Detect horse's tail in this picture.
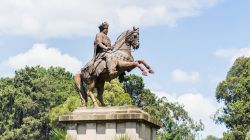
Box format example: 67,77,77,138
74,71,87,103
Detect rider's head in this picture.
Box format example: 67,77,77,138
99,21,109,35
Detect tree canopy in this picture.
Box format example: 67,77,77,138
0,66,76,139
203,135,221,140
215,57,250,140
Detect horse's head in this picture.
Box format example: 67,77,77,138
125,27,140,50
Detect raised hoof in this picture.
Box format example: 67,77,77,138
149,69,154,74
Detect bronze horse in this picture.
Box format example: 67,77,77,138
74,27,154,107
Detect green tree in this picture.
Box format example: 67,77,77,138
123,74,144,105
103,79,132,106
246,129,250,140
123,74,204,140
215,57,250,140
0,66,77,139
204,135,221,140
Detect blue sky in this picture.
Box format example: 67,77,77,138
1,0,250,138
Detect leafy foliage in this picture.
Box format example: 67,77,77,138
203,135,221,140
246,130,250,140
49,128,66,140
49,96,81,126
215,57,250,140
103,79,132,106
123,74,144,105
0,66,77,139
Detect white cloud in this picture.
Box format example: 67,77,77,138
215,48,250,64
178,93,217,121
172,69,200,83
0,0,221,38
0,44,82,77
153,91,226,138
153,90,178,101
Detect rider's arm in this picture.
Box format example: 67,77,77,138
95,34,109,50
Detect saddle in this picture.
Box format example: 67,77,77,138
81,58,107,79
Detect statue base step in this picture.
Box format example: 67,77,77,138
59,106,161,140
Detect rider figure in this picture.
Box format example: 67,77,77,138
93,21,118,77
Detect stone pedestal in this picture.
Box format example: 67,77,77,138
59,106,161,140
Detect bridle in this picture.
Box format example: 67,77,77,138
114,29,139,52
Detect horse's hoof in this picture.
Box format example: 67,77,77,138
93,103,99,108
142,72,147,76
82,102,87,107
149,69,154,74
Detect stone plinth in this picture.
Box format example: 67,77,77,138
59,106,162,140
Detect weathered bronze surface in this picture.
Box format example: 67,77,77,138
74,22,154,107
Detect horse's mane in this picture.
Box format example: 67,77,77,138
112,30,130,49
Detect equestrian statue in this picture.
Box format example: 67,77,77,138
74,22,154,107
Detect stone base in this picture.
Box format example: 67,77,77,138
59,106,161,140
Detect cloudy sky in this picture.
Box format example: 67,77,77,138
1,0,250,138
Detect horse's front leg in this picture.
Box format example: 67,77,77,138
118,61,147,76
136,60,154,74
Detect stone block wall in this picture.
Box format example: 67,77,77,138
65,122,156,140
59,106,161,140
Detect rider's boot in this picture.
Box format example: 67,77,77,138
107,58,118,78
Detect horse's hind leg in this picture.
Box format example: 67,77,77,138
96,80,106,106
136,60,154,74
87,80,99,107
118,61,147,76
74,72,87,107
